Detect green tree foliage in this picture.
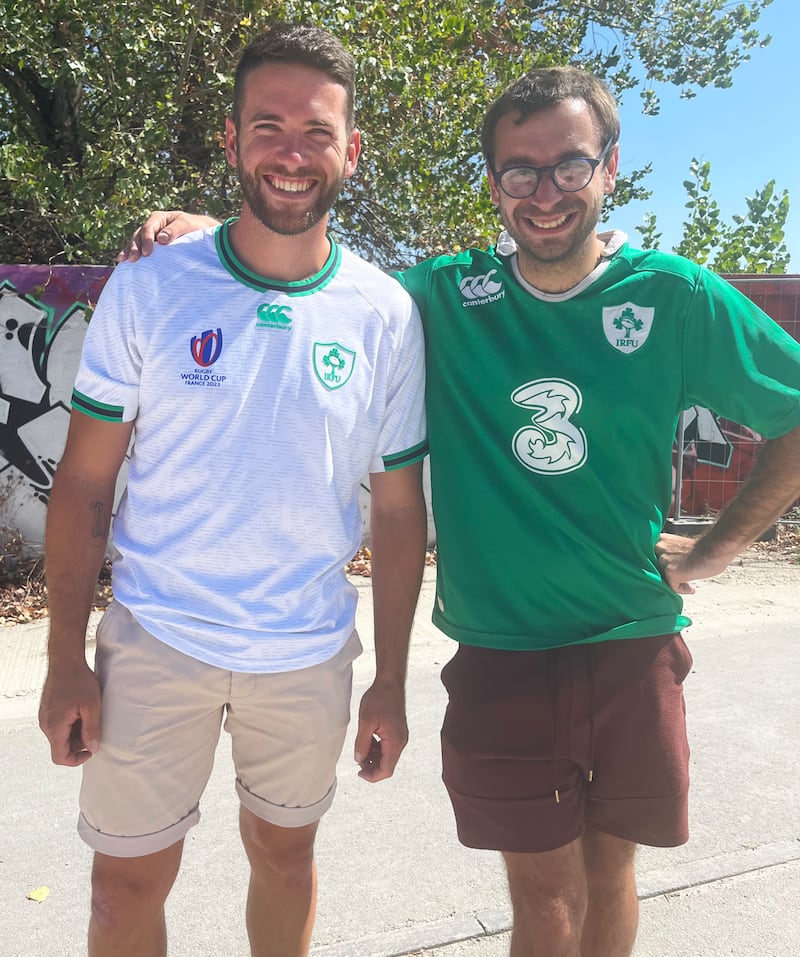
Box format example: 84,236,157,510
0,0,774,267
636,158,790,273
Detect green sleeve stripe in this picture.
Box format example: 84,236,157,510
71,389,125,422
382,438,429,471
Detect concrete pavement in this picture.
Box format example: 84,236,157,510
1,558,799,955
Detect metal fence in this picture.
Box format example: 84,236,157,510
672,275,800,522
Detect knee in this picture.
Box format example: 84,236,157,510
582,829,637,892
240,812,317,887
504,847,588,930
90,853,179,930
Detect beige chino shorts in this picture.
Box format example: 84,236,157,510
78,601,360,858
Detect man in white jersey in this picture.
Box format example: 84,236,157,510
122,66,800,957
39,24,427,957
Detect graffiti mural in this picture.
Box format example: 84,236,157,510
0,265,112,545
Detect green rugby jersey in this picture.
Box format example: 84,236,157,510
398,233,800,650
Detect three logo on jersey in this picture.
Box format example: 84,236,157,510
511,378,587,475
180,309,356,391
458,271,657,473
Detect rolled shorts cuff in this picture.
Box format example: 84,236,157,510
77,806,200,858
237,778,337,829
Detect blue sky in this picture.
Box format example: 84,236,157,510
605,0,799,270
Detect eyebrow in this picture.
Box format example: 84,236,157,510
247,111,336,129
497,148,597,168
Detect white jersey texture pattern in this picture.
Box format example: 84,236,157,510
72,224,427,672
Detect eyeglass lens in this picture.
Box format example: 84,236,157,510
500,158,596,198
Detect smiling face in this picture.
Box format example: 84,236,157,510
487,98,618,291
226,61,360,237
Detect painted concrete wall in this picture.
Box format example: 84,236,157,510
0,267,123,549
0,266,797,551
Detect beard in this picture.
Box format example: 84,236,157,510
500,194,603,268
238,161,346,236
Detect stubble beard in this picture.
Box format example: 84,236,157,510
238,162,345,236
501,195,603,270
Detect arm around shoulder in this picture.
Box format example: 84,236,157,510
118,210,221,262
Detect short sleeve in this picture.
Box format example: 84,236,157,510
684,271,800,439
71,263,142,423
368,293,427,474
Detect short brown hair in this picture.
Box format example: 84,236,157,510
233,23,356,130
481,66,619,164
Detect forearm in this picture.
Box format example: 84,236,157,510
45,466,114,664
658,425,800,593
369,496,427,689
695,425,800,563
354,463,426,780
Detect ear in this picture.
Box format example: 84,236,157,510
603,142,619,195
225,117,238,169
344,128,361,179
486,161,501,206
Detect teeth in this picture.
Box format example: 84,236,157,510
530,214,569,229
269,176,313,193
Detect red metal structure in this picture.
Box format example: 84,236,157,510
673,275,800,519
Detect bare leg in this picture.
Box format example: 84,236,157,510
503,837,587,957
239,807,319,957
88,841,183,956
580,826,638,957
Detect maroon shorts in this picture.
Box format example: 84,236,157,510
440,634,693,853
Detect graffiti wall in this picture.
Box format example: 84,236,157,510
0,266,112,545
0,266,797,548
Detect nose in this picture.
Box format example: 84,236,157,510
529,171,563,208
273,133,307,168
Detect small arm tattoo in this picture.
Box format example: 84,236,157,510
90,501,107,539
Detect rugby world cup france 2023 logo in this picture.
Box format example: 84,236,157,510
190,328,224,367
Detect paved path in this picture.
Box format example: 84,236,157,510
1,559,799,954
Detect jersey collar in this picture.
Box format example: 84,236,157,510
215,218,341,296
498,229,626,303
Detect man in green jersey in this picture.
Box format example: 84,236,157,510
398,67,800,957
122,64,800,957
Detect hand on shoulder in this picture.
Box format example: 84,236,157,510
118,211,221,263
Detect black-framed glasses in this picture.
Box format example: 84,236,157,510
491,139,615,199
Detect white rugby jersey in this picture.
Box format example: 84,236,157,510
72,221,427,672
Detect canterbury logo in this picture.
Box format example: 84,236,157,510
258,303,292,324
459,270,503,301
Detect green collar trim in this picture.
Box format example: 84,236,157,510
215,218,341,296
